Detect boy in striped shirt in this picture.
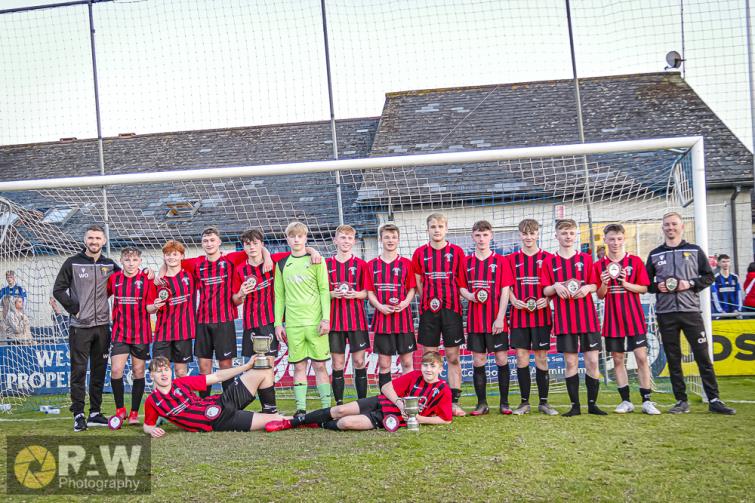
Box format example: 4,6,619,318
540,219,605,416
594,224,660,415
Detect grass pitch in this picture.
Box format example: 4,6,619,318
1,377,753,502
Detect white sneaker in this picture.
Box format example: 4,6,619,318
641,401,661,415
614,401,635,414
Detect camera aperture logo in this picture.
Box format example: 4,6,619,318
6,436,151,495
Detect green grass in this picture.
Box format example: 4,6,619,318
2,377,754,502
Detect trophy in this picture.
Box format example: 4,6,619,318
565,279,581,296
525,298,537,312
157,287,171,303
244,276,257,290
402,396,427,432
336,282,350,294
665,277,679,292
475,289,489,303
388,297,400,306
607,262,622,280
252,334,274,369
429,298,441,312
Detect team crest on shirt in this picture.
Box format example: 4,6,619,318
536,259,543,266
100,266,110,274
489,263,497,272
445,253,452,262
348,266,357,274
174,388,183,397
432,388,440,398
182,277,190,286
392,267,402,276
683,252,692,260
624,266,633,276
135,280,143,289
219,261,226,268
575,262,584,271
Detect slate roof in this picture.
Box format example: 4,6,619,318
358,72,753,209
0,118,379,247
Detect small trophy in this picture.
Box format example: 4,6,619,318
252,334,273,369
429,298,441,312
565,279,581,296
665,277,679,292
388,297,400,306
402,396,427,432
607,262,622,280
336,282,350,294
475,289,489,303
525,298,537,312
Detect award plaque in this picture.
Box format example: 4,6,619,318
665,277,679,292
565,279,581,296
526,298,537,312
252,334,274,369
388,297,400,306
244,276,257,290
382,414,400,432
475,289,489,303
429,298,441,312
607,262,622,280
107,414,123,431
157,287,171,308
204,404,221,420
402,396,428,432
336,282,350,294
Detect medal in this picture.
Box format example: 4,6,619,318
565,279,581,296
429,298,441,312
664,277,678,291
475,289,489,303
607,262,622,280
336,282,350,294
388,297,400,306
525,298,537,312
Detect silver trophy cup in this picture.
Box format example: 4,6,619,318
402,396,428,432
252,334,273,369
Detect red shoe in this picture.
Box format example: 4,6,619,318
128,410,140,425
265,419,293,432
470,404,490,416
114,407,127,420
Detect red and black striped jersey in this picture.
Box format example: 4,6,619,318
327,256,369,332
506,249,552,328
377,370,452,426
154,271,196,342
235,262,275,330
539,251,600,335
366,256,416,334
411,243,467,314
183,255,241,324
593,254,650,337
143,375,221,432
107,271,156,345
465,253,514,334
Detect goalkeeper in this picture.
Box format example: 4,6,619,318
274,222,332,418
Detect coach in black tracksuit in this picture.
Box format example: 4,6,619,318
645,212,734,415
53,224,120,431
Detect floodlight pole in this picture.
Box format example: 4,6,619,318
87,0,111,255
320,0,344,226
564,0,598,263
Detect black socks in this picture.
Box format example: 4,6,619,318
354,368,368,399
258,385,277,413
131,377,145,412
535,368,549,405
517,366,531,403
111,377,124,409
563,374,581,416
473,365,487,404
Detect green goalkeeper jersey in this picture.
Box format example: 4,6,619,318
274,254,330,328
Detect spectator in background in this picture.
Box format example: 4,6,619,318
49,296,70,339
743,262,755,312
0,270,27,319
711,254,743,314
5,297,32,344
595,245,606,260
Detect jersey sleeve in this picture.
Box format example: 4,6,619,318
364,261,376,292
271,252,290,263
224,250,248,266
178,375,208,392
454,248,468,289
145,277,158,304
539,257,554,287
230,263,242,292
143,397,159,427
633,257,651,287
356,260,369,291
499,256,515,288
411,248,424,277
405,260,417,290
591,261,603,288
317,263,331,321
583,254,596,284
274,264,285,326
424,387,453,422
392,370,421,396
181,257,200,275
107,274,115,297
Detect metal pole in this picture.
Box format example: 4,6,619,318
87,1,110,255
564,0,597,260
320,0,344,225
747,0,755,225
680,0,686,79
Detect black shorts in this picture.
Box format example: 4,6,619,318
152,340,193,363
605,334,648,353
418,309,464,348
110,341,150,360
356,395,382,429
556,332,602,353
510,326,552,351
241,325,279,357
212,379,256,432
329,330,370,354
467,333,508,354
194,322,237,360
373,333,416,356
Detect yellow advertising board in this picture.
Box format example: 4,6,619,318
711,318,755,376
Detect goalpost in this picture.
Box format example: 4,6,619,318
0,137,711,411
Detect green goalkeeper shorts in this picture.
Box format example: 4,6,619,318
286,325,330,363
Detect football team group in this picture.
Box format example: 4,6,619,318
51,210,736,437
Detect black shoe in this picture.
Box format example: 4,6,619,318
668,400,690,414
588,405,607,416
261,406,278,414
470,403,490,416
562,405,581,417
73,413,87,432
293,410,306,420
709,399,736,415
87,412,108,427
